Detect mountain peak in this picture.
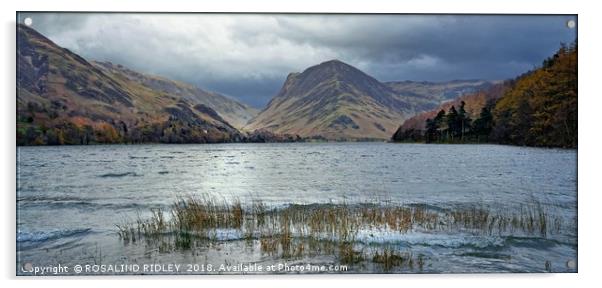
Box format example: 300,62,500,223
300,59,369,83
319,59,346,65
315,59,357,71
280,60,357,87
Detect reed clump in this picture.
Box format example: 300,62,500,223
116,195,564,266
447,201,558,237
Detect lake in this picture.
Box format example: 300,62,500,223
16,143,577,274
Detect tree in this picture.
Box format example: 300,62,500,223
472,102,494,142
434,109,445,141
425,109,445,143
446,106,459,141
425,118,437,143
458,101,472,141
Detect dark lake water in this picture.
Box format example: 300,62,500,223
16,143,577,274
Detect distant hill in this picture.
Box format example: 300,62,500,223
246,60,491,140
16,24,256,145
385,79,500,104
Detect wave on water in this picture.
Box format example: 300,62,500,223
98,172,141,178
17,228,91,243
128,156,149,159
17,199,156,211
18,195,97,202
503,235,572,249
17,195,161,211
353,229,506,249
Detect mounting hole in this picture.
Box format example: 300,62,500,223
23,262,33,271
567,260,576,269
566,20,576,29
24,17,33,26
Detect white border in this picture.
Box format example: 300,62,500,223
2,0,599,287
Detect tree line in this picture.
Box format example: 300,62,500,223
17,118,240,146
17,111,303,145
393,100,495,144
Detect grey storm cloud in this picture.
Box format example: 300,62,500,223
17,13,576,108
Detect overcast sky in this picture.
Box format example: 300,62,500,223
18,13,576,108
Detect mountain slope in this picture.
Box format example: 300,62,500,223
245,60,423,140
392,42,577,148
92,61,258,129
491,43,577,147
17,24,243,145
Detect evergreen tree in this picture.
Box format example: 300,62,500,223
446,106,459,141
425,109,446,143
472,103,494,142
458,101,472,141
425,118,437,143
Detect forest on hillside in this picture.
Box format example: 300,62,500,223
392,42,577,148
